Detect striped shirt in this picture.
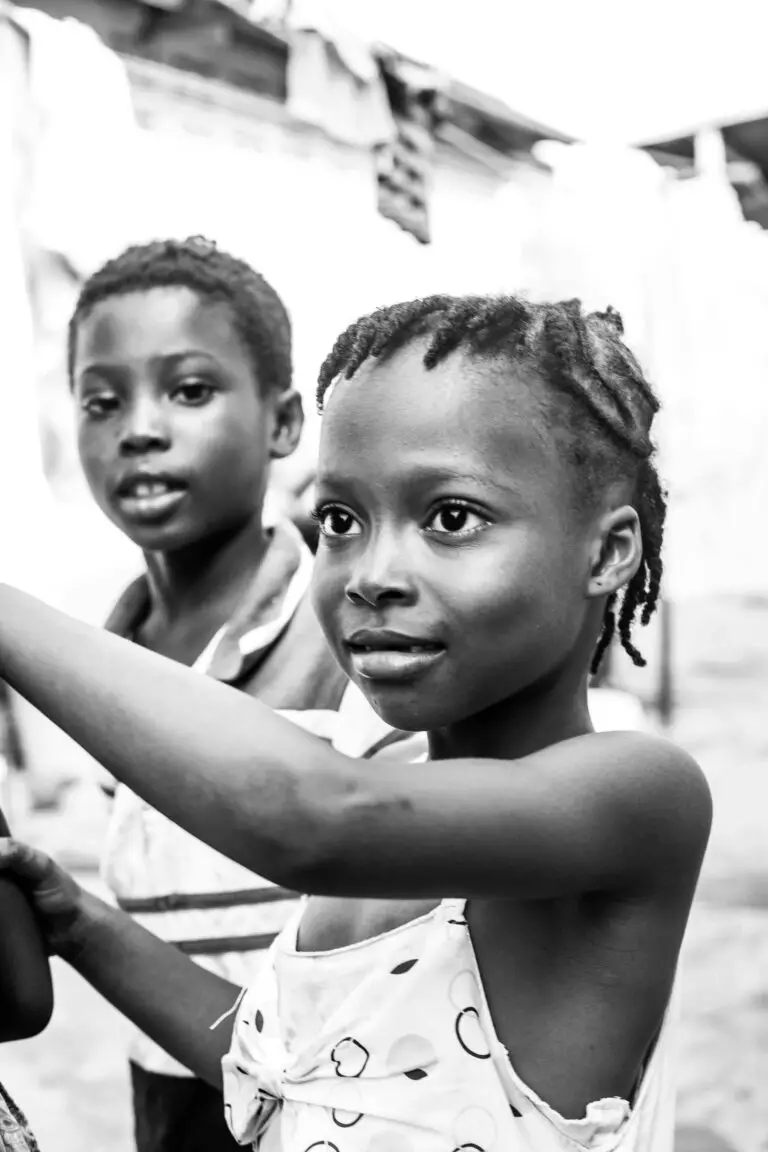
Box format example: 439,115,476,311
101,520,426,1076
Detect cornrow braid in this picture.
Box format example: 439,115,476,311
68,236,292,394
591,593,617,674
317,294,667,674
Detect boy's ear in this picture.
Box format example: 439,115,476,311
586,504,642,599
270,389,304,460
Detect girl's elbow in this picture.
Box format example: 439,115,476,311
268,772,359,895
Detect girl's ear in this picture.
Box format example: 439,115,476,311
586,504,642,600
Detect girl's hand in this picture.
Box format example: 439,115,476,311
0,837,90,958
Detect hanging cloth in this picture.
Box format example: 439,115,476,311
375,53,446,245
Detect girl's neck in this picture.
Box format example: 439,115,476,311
429,668,593,762
142,513,270,630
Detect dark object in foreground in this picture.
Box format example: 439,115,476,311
0,805,53,1041
131,1062,239,1152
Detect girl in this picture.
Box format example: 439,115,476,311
0,295,710,1150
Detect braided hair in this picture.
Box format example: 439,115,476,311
316,295,666,674
68,236,292,394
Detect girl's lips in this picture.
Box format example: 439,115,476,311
348,646,445,682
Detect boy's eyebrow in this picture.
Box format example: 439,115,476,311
77,349,221,376
152,350,222,370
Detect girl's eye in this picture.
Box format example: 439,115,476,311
173,380,215,406
314,505,362,538
426,503,488,537
82,394,119,418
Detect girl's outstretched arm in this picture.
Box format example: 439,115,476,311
0,584,343,888
0,585,710,901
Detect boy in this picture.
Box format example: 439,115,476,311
69,236,423,1152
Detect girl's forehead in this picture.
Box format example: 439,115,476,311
325,344,545,418
318,349,559,487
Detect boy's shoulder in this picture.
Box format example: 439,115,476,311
232,592,348,710
104,573,149,639
102,528,426,764
101,553,342,709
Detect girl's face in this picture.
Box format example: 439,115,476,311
311,344,611,733
73,286,300,554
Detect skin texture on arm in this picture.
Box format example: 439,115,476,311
0,585,711,903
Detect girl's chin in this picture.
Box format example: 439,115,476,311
354,682,447,735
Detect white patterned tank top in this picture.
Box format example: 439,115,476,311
222,897,677,1151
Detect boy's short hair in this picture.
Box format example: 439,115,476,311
68,236,292,394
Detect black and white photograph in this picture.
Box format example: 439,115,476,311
0,2,766,1150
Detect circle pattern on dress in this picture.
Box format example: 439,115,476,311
331,1037,370,1078
332,1107,364,1128
455,1007,491,1059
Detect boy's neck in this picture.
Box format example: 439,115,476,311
142,514,271,632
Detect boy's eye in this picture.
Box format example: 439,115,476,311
173,380,215,405
82,394,119,418
425,503,488,536
314,505,362,538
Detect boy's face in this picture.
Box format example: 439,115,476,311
73,286,302,553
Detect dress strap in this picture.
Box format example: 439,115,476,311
440,897,468,922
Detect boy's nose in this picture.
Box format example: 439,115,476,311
119,401,171,455
120,428,171,455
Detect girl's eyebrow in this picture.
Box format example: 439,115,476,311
317,462,522,498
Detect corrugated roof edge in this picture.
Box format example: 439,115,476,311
131,1,575,150
442,74,574,145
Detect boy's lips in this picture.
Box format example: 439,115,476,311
114,472,188,523
344,628,445,682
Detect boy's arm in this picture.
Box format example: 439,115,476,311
0,839,237,1087
69,895,238,1086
